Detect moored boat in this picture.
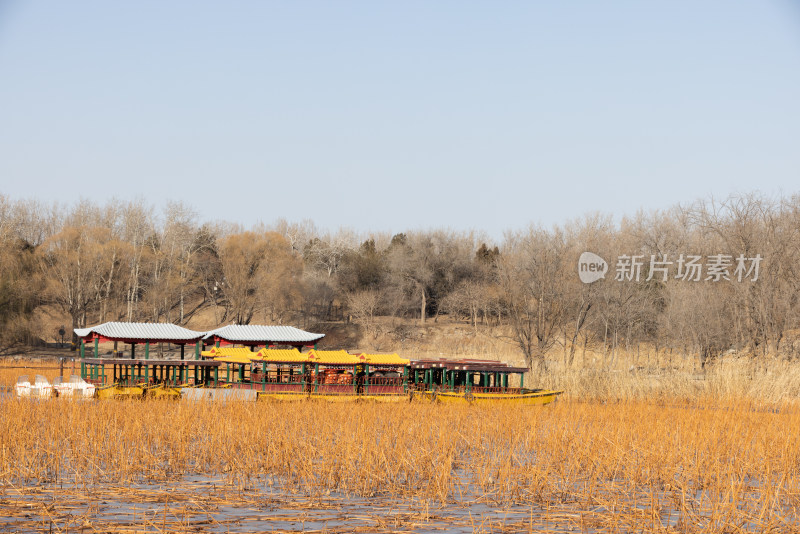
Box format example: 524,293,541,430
53,375,96,399
31,375,53,398
15,375,58,399
204,349,561,405
419,389,562,405
14,375,31,398
409,358,562,405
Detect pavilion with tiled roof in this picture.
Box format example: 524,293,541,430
202,324,324,349
73,322,218,386
73,321,328,389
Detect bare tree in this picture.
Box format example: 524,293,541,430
218,231,269,325
497,227,569,373
0,196,44,348
218,231,302,325
39,224,115,347
440,280,492,334
345,289,383,340
119,200,154,322
257,233,304,324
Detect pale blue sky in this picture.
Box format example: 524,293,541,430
1,1,799,240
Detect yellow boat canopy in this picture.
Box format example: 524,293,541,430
201,346,255,359
357,353,410,366
223,348,409,367
252,348,309,363
214,353,257,365
201,346,257,364
307,349,362,365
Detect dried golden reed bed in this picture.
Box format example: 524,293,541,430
1,394,800,532
2,359,800,532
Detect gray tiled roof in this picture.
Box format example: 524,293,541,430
203,324,324,344
74,322,205,342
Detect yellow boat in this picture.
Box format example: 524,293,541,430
420,389,562,405
407,358,562,405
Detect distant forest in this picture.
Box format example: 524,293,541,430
1,192,799,370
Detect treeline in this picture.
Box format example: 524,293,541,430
1,193,800,369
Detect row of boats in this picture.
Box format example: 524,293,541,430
73,349,563,404
62,322,562,404
14,352,562,406
13,356,563,405
14,372,562,405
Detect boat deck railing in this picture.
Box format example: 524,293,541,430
460,386,526,395
86,377,209,388
219,375,407,395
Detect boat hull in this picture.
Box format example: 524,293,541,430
422,390,562,405
147,386,182,399
93,386,563,404
258,393,407,403
96,386,144,399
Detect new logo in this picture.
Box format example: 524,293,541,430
578,252,607,284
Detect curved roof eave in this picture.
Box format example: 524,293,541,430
203,324,325,344
73,322,205,343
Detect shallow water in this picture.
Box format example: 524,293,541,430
4,469,800,533
0,474,580,533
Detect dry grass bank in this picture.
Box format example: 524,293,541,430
537,357,800,403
